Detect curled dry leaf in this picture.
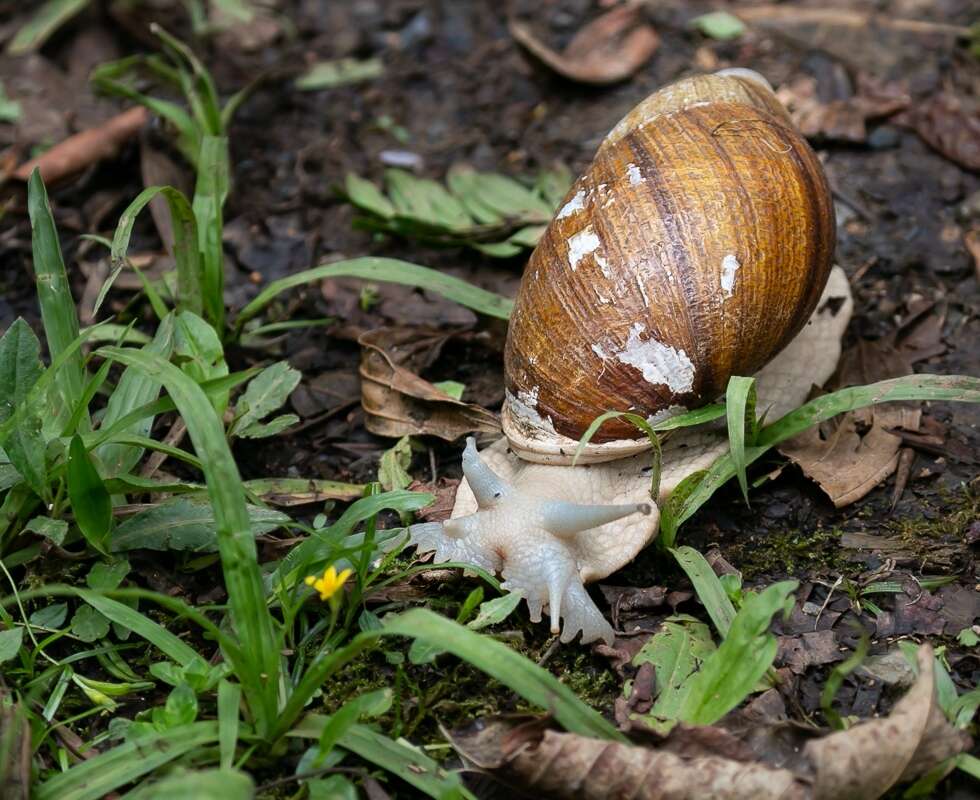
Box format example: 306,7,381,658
776,74,909,143
450,646,968,800
778,305,945,507
359,327,500,440
13,106,148,184
899,91,980,171
509,5,659,85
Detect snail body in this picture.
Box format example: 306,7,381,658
408,70,853,644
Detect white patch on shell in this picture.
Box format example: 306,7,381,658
635,275,650,306
626,163,643,185
567,227,603,272
646,405,689,426
591,343,609,360
721,254,740,298
517,385,539,408
557,189,587,220
506,389,557,434
615,323,696,394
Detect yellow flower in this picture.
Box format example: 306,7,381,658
304,565,353,602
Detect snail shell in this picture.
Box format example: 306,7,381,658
503,70,835,464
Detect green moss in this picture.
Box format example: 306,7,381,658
726,525,848,580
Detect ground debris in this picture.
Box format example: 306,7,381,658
450,647,968,800
509,4,659,85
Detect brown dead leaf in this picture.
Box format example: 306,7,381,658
779,302,947,507
13,106,149,185
450,646,968,800
779,414,904,507
510,5,659,85
899,90,980,171
776,630,842,674
359,327,500,440
408,477,460,523
776,74,909,143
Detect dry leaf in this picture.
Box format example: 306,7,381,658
776,74,909,143
450,646,968,800
779,413,905,507
13,106,148,184
0,699,31,800
510,5,659,85
359,327,500,440
900,91,980,171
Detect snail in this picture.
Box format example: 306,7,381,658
407,69,854,645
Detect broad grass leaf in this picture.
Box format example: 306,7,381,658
0,627,23,662
0,319,43,426
33,722,221,800
234,414,298,438
385,168,473,230
96,313,176,477
382,609,623,741
6,0,88,55
95,345,281,733
345,173,395,218
670,546,737,638
110,495,289,552
127,768,253,800
67,435,112,551
632,616,715,722
678,580,797,725
28,170,86,432
467,591,523,630
235,257,513,332
725,375,757,504
231,361,301,436
295,57,383,90
23,516,68,546
193,135,229,330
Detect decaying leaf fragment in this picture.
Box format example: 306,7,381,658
450,646,969,800
359,327,500,440
510,5,659,85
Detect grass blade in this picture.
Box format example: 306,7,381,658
96,314,176,477
382,609,625,741
67,435,112,551
289,717,474,800
6,0,88,55
666,374,980,536
28,169,87,432
678,580,797,724
78,590,200,666
725,375,756,504
96,345,280,737
235,257,513,334
193,135,230,331
217,679,241,771
670,546,737,637
33,722,219,800
111,187,202,317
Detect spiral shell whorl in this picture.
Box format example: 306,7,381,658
504,72,835,447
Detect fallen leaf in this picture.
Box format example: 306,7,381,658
359,327,500,441
899,90,980,171
776,74,909,143
776,630,842,674
0,698,30,800
408,477,460,523
510,5,659,85
450,646,968,799
13,106,148,184
779,414,904,507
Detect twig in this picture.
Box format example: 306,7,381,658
140,417,188,479
734,6,971,37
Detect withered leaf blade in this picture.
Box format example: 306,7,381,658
359,327,500,441
449,645,969,800
901,91,980,171
510,5,659,85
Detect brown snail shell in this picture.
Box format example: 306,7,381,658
503,70,835,458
